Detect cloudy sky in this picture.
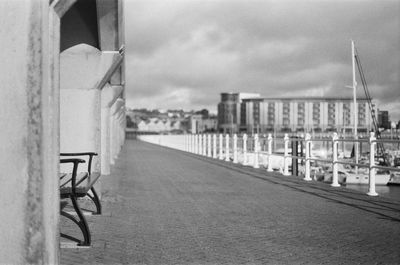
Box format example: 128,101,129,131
124,0,400,121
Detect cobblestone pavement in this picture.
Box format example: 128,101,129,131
61,140,400,265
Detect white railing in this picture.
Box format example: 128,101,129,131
138,133,400,197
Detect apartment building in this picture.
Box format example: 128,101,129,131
241,97,375,133
217,92,260,133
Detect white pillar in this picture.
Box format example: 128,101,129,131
202,134,207,156
109,99,124,165
207,134,212,157
331,133,340,187
212,134,217,159
190,134,193,153
101,84,123,175
225,134,230,162
233,134,238,163
304,133,312,181
61,44,122,174
283,134,290,176
191,134,194,153
0,2,60,262
267,133,273,172
253,134,260,169
194,134,198,154
242,134,248,165
190,134,195,153
198,134,203,155
114,108,124,157
367,132,378,196
219,134,224,160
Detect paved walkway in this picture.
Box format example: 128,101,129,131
61,140,400,265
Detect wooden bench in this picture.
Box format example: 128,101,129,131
59,152,102,246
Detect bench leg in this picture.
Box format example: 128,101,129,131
67,195,91,246
87,187,102,215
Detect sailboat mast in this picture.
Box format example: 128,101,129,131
352,40,358,137
351,40,359,173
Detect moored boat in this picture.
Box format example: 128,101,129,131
387,172,400,186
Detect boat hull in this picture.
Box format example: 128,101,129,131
346,173,390,185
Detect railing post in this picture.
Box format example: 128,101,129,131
304,133,312,181
187,134,190,152
267,133,273,172
187,134,191,153
198,134,203,155
196,133,200,155
367,132,378,196
233,134,238,163
253,134,259,168
225,134,230,162
331,133,340,187
212,134,217,159
219,134,224,160
198,134,202,155
194,134,197,154
190,134,196,153
283,133,290,176
242,134,248,165
207,134,212,157
202,134,207,156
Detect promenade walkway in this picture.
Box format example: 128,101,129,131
61,140,400,265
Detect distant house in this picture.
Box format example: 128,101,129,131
136,117,184,133
189,115,218,133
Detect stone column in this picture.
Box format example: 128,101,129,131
110,99,125,165
60,44,123,174
0,1,65,263
101,84,123,175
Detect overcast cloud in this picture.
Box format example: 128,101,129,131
125,0,400,120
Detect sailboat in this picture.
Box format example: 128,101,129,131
342,40,390,185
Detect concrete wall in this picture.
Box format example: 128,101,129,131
0,0,124,263
60,44,123,173
0,1,69,263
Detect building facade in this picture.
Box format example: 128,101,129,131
217,93,260,133
241,97,375,133
378,110,390,129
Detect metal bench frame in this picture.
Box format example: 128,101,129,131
60,152,101,246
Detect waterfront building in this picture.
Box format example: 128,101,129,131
241,97,375,133
217,92,260,133
136,118,182,133
190,114,218,133
378,110,390,129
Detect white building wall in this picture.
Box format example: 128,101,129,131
275,102,282,128
305,102,312,130
260,102,267,126
365,102,372,130
242,98,374,133
335,102,340,127
350,102,355,129
290,102,297,130
247,102,254,126
321,102,328,130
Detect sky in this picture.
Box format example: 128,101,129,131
124,0,400,121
